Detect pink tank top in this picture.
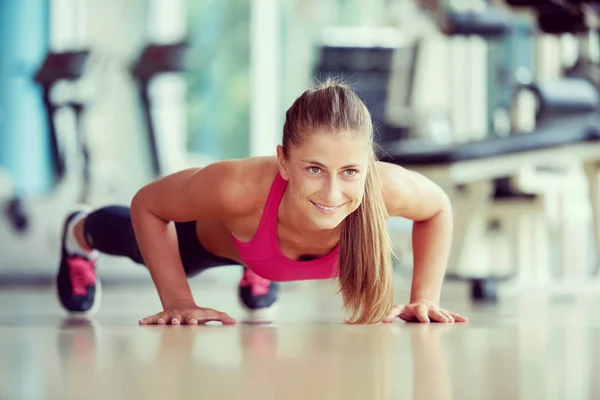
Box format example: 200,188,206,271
230,172,340,282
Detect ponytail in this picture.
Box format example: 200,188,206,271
282,79,395,323
338,152,395,324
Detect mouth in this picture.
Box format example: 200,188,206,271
310,200,344,214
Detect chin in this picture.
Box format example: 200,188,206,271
307,208,350,230
310,217,344,230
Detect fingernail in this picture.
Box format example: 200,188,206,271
189,318,197,324
172,318,180,324
157,319,165,324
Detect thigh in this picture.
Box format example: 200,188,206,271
175,220,238,277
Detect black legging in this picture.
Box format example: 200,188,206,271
83,205,237,277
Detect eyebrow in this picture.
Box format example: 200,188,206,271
301,160,360,169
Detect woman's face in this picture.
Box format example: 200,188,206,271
277,130,371,231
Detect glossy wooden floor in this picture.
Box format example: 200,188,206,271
2,277,600,400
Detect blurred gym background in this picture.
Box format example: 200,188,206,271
1,0,599,301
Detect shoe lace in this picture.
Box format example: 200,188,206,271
240,269,271,296
67,256,97,296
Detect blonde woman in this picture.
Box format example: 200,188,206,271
55,81,468,325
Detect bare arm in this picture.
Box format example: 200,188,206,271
377,161,452,305
130,160,255,311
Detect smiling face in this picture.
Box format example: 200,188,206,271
277,130,371,231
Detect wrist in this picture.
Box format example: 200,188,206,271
410,296,439,306
162,297,196,310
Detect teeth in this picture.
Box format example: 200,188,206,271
312,201,339,211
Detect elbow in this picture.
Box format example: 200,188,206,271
440,192,452,212
434,193,452,219
425,193,452,222
130,185,169,225
131,186,151,217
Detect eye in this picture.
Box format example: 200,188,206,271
308,166,322,175
344,169,359,177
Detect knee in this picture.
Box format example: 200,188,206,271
84,205,144,264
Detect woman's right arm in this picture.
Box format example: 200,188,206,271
130,160,254,324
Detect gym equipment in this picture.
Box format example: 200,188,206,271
518,77,600,124
380,116,600,298
537,4,588,34
315,28,410,142
442,6,522,139
35,51,91,190
0,47,105,281
380,116,600,166
370,2,600,300
4,51,91,234
130,41,188,178
505,0,600,88
442,6,512,37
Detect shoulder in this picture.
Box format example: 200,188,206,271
131,156,279,223
189,156,280,218
374,160,451,221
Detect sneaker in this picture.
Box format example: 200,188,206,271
238,268,279,323
56,210,101,315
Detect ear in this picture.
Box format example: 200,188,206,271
276,145,290,180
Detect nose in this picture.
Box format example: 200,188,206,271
321,177,344,205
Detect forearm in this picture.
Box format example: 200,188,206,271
409,202,453,305
130,203,195,309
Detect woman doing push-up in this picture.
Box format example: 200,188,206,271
55,80,467,325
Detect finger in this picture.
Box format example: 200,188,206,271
399,307,422,322
157,315,168,325
401,305,424,322
383,305,404,323
169,311,181,325
429,309,449,323
219,313,238,325
416,305,430,323
448,312,468,323
399,311,416,322
183,314,199,325
441,311,455,323
139,314,161,325
196,310,237,325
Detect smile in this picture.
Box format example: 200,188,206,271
310,201,344,214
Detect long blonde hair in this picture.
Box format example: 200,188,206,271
281,79,395,324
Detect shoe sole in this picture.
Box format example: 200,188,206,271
238,294,278,323
56,205,102,317
54,278,102,318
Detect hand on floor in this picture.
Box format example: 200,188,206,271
383,298,468,324
138,303,237,326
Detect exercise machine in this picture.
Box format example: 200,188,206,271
130,41,190,178
3,51,92,234
0,49,101,280
387,1,600,299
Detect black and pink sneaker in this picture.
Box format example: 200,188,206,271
238,268,279,323
56,211,101,315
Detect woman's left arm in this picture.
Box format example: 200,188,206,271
376,161,468,323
